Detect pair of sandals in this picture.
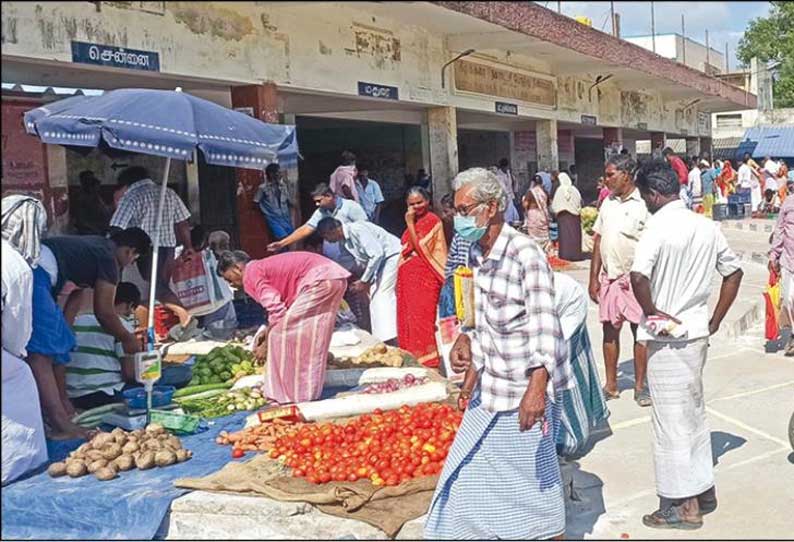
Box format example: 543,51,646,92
603,387,652,407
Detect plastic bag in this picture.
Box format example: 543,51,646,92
764,270,781,341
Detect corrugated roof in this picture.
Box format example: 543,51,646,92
736,125,794,159
713,137,743,160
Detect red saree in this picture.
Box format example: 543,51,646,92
396,212,448,367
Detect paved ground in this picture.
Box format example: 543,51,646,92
161,218,794,540
564,219,794,540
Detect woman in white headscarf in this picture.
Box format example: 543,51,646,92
1,196,49,483
551,172,584,261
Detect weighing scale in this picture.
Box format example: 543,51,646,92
101,350,165,429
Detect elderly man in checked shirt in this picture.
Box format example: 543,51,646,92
424,168,572,541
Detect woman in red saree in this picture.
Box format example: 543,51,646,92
715,160,737,200
396,187,448,367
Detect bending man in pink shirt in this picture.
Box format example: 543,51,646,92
218,250,350,403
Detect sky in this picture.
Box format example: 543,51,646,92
543,1,772,70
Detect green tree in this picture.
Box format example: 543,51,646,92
737,1,794,108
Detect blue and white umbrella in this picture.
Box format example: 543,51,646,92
24,87,300,349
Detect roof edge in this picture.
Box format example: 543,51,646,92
431,1,756,109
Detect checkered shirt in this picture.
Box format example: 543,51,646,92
466,224,572,412
110,179,191,247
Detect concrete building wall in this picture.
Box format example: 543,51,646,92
625,34,725,74
1,1,712,137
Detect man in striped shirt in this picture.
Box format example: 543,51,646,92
66,283,141,409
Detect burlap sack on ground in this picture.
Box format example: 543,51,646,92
175,454,438,538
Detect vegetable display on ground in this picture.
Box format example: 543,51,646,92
186,345,259,387
216,418,307,452
177,383,268,418
47,424,192,481
359,373,430,394
255,402,463,486
329,343,406,369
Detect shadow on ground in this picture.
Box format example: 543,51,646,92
710,431,747,466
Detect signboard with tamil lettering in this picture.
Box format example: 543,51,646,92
71,41,160,72
357,82,399,101
454,60,556,108
580,114,598,126
495,102,518,115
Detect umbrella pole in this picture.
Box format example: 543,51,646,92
146,157,172,351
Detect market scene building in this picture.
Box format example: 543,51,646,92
2,1,793,540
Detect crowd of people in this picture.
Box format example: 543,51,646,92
1,147,752,536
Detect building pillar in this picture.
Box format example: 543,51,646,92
602,127,623,160
650,132,667,158
699,136,713,161
536,119,559,173
685,137,700,160
427,106,458,202
510,129,534,198
230,83,279,259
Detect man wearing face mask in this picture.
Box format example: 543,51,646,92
425,168,572,541
630,159,743,530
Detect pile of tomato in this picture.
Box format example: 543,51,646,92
268,402,463,487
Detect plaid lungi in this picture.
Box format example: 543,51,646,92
557,323,610,458
425,390,566,540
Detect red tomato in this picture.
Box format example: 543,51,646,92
232,448,245,459
347,472,358,482
319,471,332,483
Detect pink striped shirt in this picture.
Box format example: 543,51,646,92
242,252,350,326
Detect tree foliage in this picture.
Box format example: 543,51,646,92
736,1,794,108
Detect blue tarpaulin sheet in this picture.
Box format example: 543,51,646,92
1,412,250,540
1,386,350,540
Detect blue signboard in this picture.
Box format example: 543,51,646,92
357,82,399,100
71,41,160,72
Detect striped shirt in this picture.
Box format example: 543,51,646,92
65,314,134,398
466,224,572,412
443,234,472,280
110,178,191,247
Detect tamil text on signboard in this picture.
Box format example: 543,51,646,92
495,102,518,115
454,60,555,107
71,41,160,72
580,114,598,126
357,82,399,100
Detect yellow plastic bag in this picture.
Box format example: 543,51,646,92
453,266,475,328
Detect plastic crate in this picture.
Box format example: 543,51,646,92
727,203,747,219
122,386,176,410
728,189,752,205
712,203,729,221
160,357,195,389
149,409,203,435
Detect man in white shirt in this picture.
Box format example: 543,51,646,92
494,158,520,223
738,153,762,211
354,165,385,224
630,159,743,531
316,217,400,342
588,155,650,407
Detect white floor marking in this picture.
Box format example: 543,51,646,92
705,407,791,448
709,381,794,402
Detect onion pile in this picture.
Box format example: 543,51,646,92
360,374,429,394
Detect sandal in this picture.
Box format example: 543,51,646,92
603,387,620,401
642,505,703,530
634,388,652,407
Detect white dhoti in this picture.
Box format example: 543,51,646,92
647,338,713,499
2,348,48,485
368,255,398,342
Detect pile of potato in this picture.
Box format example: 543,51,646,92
330,344,405,369
47,424,192,482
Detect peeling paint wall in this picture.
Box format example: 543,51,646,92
2,1,708,136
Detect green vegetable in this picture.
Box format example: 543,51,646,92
173,382,233,398
72,403,122,424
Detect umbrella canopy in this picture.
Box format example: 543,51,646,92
23,88,299,168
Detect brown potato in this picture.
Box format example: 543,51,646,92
143,439,163,451
87,459,109,473
102,444,123,461
164,436,182,451
145,423,165,434
135,451,156,470
91,433,115,448
66,461,88,478
47,462,68,478
76,442,93,454
122,441,140,454
86,449,105,461
113,454,135,471
94,467,118,481
154,450,177,467
175,449,191,463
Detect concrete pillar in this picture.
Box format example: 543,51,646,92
510,129,534,198
700,137,713,161
536,119,559,173
420,114,432,175
650,132,667,158
602,127,623,160
282,113,301,224
427,106,458,201
46,145,70,234
231,83,279,258
685,137,700,160
186,151,200,219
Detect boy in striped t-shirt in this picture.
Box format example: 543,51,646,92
66,282,141,409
